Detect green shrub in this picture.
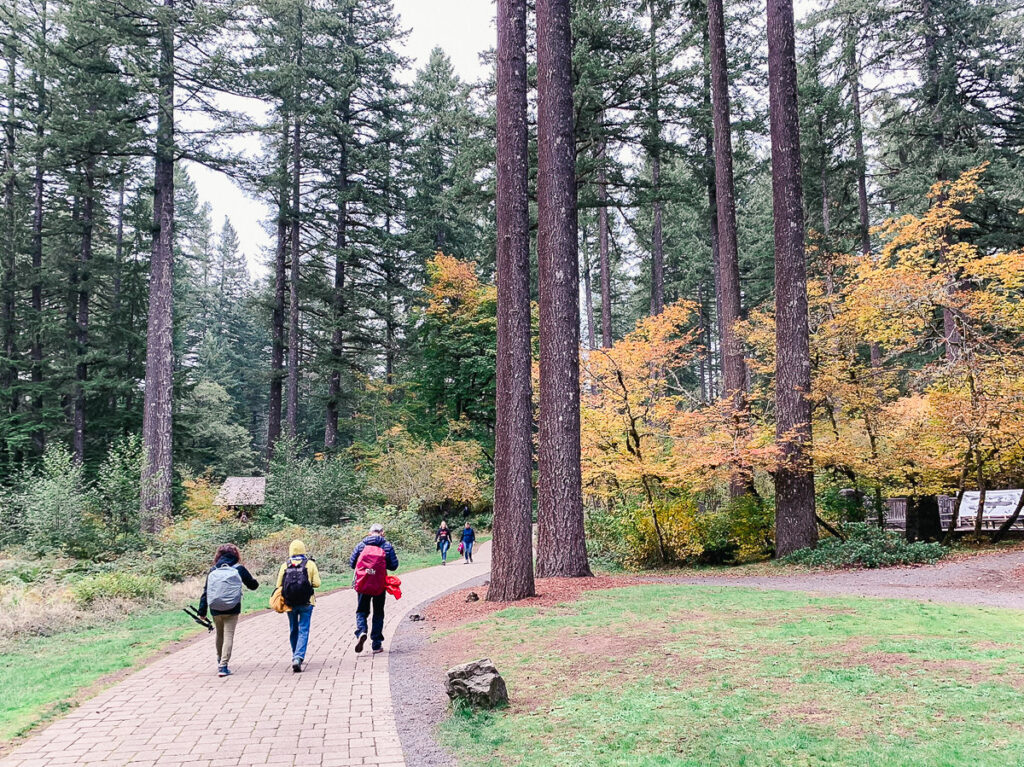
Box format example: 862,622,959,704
780,523,947,569
264,439,364,525
95,435,144,553
19,446,104,558
585,493,775,570
71,572,164,606
145,516,272,581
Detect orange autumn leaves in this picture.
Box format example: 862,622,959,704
580,303,774,501
433,168,1024,509
800,166,1024,496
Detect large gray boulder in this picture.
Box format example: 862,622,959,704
445,658,509,708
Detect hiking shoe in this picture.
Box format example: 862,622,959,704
218,665,230,677
355,633,368,653
292,657,303,673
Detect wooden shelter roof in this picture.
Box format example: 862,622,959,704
214,477,267,507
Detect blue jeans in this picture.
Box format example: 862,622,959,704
355,592,386,650
439,539,450,562
288,604,313,661
463,541,474,561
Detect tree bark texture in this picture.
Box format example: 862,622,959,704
73,163,95,464
648,7,664,316
767,0,817,556
535,0,591,578
267,116,289,456
488,0,537,601
30,24,46,454
701,24,723,397
650,155,664,315
597,128,612,348
847,34,870,258
708,0,754,497
2,38,16,437
140,0,176,531
324,103,350,450
286,6,303,439
582,241,596,350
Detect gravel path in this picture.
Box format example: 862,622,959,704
389,572,490,767
662,550,1024,609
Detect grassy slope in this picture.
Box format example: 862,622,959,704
0,550,440,742
444,585,1024,767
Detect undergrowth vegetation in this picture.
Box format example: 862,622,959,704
0,438,464,650
781,523,947,569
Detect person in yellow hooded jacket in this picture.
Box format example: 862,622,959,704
276,540,321,672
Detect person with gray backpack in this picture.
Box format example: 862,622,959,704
198,544,259,677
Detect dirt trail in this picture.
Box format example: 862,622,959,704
662,550,1024,609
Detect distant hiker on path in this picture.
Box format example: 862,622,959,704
436,521,452,565
198,544,259,677
461,521,476,563
349,523,399,654
277,539,321,673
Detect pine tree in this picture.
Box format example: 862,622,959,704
536,0,591,578
140,0,177,531
767,0,817,556
489,0,535,602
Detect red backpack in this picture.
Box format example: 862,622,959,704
354,545,388,596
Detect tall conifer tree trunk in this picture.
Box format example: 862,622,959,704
699,14,723,392
324,103,349,449
845,26,881,367
535,0,591,578
598,126,612,347
767,0,816,556
324,168,346,449
285,5,303,439
847,35,870,257
141,0,176,531
582,244,597,350
708,0,753,496
267,116,288,456
73,163,95,464
29,8,47,455
1,36,16,444
647,3,664,316
489,0,536,602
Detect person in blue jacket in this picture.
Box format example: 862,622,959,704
348,523,399,654
460,521,476,564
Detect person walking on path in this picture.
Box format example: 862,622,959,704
460,521,476,564
349,523,399,654
197,544,259,677
277,539,321,673
436,521,453,565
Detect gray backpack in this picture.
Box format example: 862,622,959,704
207,564,243,611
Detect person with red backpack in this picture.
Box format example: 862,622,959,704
276,539,322,672
349,523,399,654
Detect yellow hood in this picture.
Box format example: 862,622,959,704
289,539,307,557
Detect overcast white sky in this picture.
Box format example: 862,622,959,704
189,1,821,277
187,0,496,276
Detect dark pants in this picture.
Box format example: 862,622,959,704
355,592,386,650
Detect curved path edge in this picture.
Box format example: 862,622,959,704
657,549,1024,610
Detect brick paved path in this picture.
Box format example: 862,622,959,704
0,543,490,767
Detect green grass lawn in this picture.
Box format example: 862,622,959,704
0,549,440,743
443,585,1024,767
